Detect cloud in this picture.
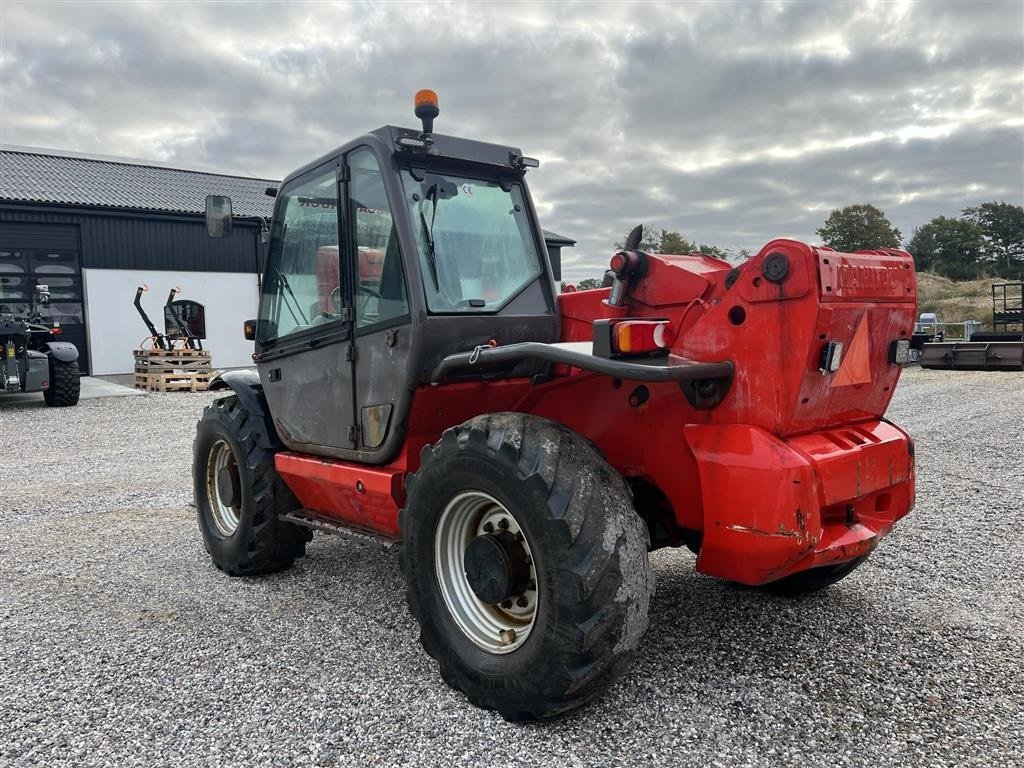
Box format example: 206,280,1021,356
1,0,1021,281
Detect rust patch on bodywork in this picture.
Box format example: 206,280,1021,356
727,508,813,544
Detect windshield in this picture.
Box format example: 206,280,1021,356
401,170,542,312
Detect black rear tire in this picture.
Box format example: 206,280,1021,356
760,554,869,596
400,413,655,720
43,358,80,407
193,395,310,576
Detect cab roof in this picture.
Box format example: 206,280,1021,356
284,126,527,187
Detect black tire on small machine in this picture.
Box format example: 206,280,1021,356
43,358,80,407
193,395,310,576
400,412,655,720
759,554,870,596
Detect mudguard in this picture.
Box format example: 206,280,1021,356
21,351,49,393
42,341,79,363
208,369,281,449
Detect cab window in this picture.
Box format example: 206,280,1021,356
350,148,408,329
258,167,341,342
401,170,542,313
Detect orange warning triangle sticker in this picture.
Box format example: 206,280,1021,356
831,313,872,387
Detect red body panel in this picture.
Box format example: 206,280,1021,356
278,239,918,585
276,452,406,538
686,420,914,583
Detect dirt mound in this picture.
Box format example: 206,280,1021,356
916,273,1014,326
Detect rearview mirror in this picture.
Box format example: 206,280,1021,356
422,174,459,200
206,195,233,238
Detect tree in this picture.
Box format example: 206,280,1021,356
962,201,1024,276
658,230,695,254
575,277,604,290
614,226,747,262
660,234,745,262
695,243,731,260
614,225,661,252
907,216,986,280
816,204,902,252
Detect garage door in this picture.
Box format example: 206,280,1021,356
0,222,90,374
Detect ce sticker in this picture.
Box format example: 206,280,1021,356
461,183,474,196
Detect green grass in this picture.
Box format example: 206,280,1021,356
916,273,1015,328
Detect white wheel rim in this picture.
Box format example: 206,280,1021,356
206,439,241,536
434,491,538,654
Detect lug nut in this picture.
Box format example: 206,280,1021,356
498,518,509,530
526,579,536,591
516,595,528,608
501,599,513,609
482,521,494,533
499,628,516,645
515,531,524,542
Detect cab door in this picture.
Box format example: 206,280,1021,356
255,160,357,457
347,147,413,459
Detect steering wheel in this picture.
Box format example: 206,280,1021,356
359,285,383,301
330,285,383,312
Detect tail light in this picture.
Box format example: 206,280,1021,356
615,320,675,353
820,341,843,373
593,318,676,358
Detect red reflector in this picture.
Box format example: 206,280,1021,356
612,320,676,354
609,253,626,273
51,327,62,335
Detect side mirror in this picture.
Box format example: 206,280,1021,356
206,195,233,237
243,318,257,341
35,284,50,305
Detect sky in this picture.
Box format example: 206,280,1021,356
1,0,1022,281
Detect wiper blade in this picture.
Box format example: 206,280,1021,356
276,269,308,326
419,185,441,291
419,211,440,292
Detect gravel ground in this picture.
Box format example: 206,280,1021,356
0,368,1021,768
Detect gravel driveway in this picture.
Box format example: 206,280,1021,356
1,367,1021,767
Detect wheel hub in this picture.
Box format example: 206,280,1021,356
434,491,538,654
206,439,242,537
216,464,240,508
464,531,531,605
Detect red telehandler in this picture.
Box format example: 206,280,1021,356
196,91,917,719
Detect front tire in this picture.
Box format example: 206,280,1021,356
193,395,309,575
400,413,654,720
43,358,80,407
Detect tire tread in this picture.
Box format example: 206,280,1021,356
43,359,80,407
193,396,309,576
400,412,654,720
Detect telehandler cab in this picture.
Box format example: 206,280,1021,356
196,90,917,719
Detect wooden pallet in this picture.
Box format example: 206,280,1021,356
133,371,214,393
134,348,213,375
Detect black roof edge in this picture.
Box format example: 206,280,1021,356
3,200,567,243
541,229,576,246
0,144,279,184
0,199,264,225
